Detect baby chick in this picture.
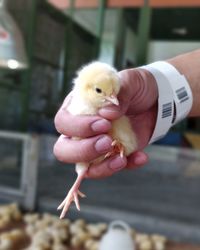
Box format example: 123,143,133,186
57,62,137,218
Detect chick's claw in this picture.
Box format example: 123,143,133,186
120,147,125,158
105,140,125,159
58,189,86,219
78,190,86,198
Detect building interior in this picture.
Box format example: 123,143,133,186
1,0,200,249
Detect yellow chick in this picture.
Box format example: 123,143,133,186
57,62,137,218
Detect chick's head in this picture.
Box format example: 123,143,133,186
74,62,120,108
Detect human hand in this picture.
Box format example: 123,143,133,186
53,68,158,178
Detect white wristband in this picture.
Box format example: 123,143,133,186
146,61,193,124
142,61,193,144
142,66,174,144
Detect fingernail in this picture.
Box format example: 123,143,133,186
99,106,120,115
91,119,111,133
98,106,122,120
109,156,127,171
95,136,112,153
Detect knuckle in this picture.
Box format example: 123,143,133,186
89,162,114,179
80,140,97,162
79,147,91,162
53,141,65,163
54,112,62,133
73,119,92,138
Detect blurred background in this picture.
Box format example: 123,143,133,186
1,0,200,249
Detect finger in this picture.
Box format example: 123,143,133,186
98,68,158,119
130,106,157,150
55,92,111,137
98,69,138,119
98,104,123,120
97,71,135,120
126,151,148,169
53,134,113,163
55,108,112,137
86,155,127,179
98,82,130,120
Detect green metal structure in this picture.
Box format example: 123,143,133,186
135,0,152,66
0,0,199,133
61,0,75,98
0,0,107,131
94,0,107,57
20,0,38,130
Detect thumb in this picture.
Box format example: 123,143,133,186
99,68,158,120
98,104,123,120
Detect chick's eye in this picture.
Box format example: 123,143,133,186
95,88,102,94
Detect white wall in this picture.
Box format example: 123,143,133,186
122,26,200,66
148,41,200,63
98,34,116,65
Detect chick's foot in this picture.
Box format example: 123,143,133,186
57,171,87,219
58,188,86,219
105,140,125,159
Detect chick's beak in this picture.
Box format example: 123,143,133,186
105,94,119,106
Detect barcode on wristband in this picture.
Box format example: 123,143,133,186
162,102,172,119
176,87,189,103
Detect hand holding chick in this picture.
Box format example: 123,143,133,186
54,63,158,217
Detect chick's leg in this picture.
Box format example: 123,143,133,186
57,163,88,219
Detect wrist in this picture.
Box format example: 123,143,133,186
141,61,193,144
167,50,200,117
